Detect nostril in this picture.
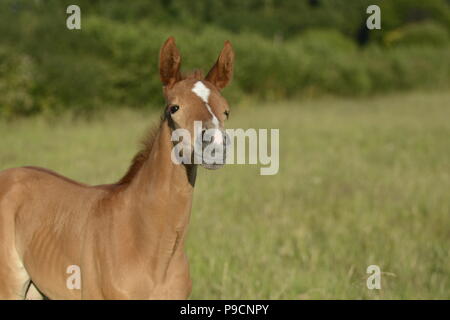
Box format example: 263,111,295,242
201,129,224,145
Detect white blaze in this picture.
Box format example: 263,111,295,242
192,81,219,127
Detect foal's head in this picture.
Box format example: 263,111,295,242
159,37,234,170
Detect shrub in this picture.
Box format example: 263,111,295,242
1,2,449,117
384,22,449,47
0,46,36,117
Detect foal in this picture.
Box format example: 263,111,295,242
0,37,234,299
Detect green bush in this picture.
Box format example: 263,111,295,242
384,22,449,47
1,1,449,117
0,46,36,117
295,29,357,54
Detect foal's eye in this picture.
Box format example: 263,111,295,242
170,105,180,114
224,110,230,119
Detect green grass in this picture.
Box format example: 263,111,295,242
1,91,449,299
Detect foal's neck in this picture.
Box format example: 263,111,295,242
130,118,195,202
120,119,197,237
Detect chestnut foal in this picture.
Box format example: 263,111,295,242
0,37,234,299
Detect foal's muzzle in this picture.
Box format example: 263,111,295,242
195,128,230,170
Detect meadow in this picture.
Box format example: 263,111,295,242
0,90,449,299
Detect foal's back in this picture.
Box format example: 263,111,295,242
0,167,108,299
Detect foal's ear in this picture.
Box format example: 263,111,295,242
206,41,235,90
159,37,182,88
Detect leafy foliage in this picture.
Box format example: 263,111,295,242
0,0,449,117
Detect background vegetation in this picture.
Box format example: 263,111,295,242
0,0,449,117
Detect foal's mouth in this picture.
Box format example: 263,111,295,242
201,162,225,170
194,147,227,170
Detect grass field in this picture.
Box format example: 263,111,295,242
1,91,449,299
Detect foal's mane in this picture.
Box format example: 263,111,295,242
117,70,204,185
117,117,163,185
